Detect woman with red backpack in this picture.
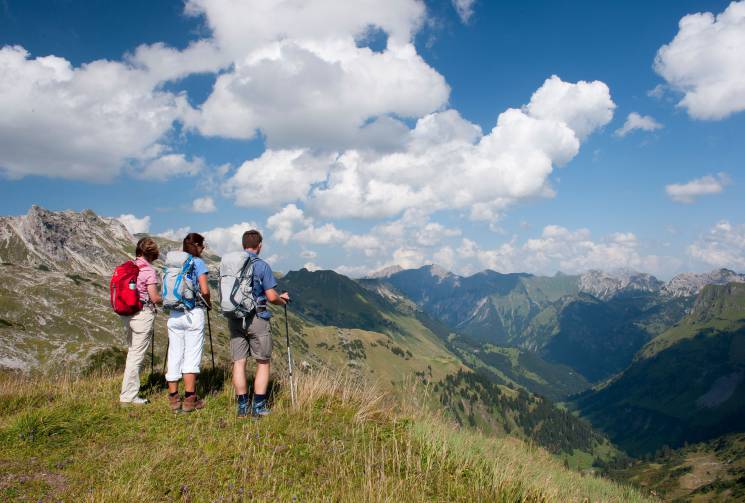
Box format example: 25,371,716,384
118,237,161,405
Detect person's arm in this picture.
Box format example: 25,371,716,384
265,288,290,306
198,274,211,308
147,283,162,305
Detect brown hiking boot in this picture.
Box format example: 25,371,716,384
168,393,182,412
182,394,204,413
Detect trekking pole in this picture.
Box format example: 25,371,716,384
283,300,296,408
150,325,155,377
199,293,216,372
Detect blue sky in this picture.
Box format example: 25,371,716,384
1,0,744,278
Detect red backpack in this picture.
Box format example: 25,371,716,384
110,261,143,315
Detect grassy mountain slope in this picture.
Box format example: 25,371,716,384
574,283,745,456
0,371,652,502
608,433,745,502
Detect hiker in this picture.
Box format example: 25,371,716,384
164,232,210,413
223,230,289,418
118,237,161,405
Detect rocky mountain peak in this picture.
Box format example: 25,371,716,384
578,269,663,300
365,264,403,279
0,206,135,275
663,268,745,297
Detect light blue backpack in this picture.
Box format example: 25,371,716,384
162,251,196,310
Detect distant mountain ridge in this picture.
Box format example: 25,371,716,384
0,205,134,275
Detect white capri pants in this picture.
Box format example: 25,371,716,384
165,308,205,382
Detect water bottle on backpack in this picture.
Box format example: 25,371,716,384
162,251,196,311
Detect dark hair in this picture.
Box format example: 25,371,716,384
135,237,159,262
183,232,205,257
242,230,263,250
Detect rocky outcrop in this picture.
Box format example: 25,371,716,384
663,269,745,298
578,270,663,300
0,205,135,275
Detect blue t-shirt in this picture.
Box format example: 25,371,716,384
188,257,209,295
247,251,277,319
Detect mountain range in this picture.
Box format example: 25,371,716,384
2,205,745,500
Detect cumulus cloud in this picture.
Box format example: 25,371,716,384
117,214,151,235
0,46,190,181
266,204,349,246
452,0,476,24
158,227,192,242
226,77,614,222
183,0,448,149
201,221,260,256
192,196,217,213
454,226,679,277
137,154,205,181
614,112,663,137
665,173,730,203
688,220,745,269
654,1,745,120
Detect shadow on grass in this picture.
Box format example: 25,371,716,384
139,367,229,396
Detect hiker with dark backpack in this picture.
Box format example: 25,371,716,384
219,229,289,418
110,237,161,405
163,233,210,413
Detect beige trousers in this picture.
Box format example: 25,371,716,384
119,309,156,402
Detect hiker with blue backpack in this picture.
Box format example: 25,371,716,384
219,229,289,418
110,237,162,405
163,233,211,413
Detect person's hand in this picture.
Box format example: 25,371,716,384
280,292,290,304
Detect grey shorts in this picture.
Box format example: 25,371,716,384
228,316,272,362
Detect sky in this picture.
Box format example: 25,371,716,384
1,0,744,279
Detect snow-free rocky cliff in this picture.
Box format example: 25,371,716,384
0,205,134,275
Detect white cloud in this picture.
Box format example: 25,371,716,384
116,214,151,235
137,154,205,181
688,220,745,269
300,250,317,259
614,112,663,137
524,75,615,140
266,204,349,246
231,77,613,221
665,173,730,203
192,196,217,213
223,150,332,208
201,221,260,257
0,45,190,181
157,227,192,242
654,1,745,120
452,0,476,24
451,226,680,277
303,262,321,272
183,0,448,149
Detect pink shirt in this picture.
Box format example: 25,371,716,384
134,257,158,303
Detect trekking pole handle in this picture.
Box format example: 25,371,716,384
280,290,292,304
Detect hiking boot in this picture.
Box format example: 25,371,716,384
182,394,204,413
120,396,149,406
168,394,182,412
237,400,250,418
252,401,271,418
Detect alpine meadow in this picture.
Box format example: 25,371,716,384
1,1,745,502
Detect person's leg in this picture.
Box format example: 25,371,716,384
119,310,155,402
165,314,185,408
232,359,248,395
248,316,272,415
182,309,205,412
253,360,271,395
